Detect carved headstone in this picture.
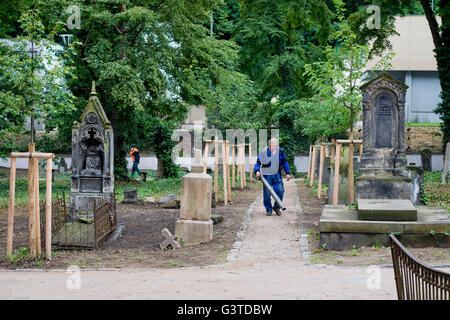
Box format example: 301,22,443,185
359,73,408,176
356,74,421,209
69,82,114,219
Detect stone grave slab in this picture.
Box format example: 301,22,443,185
357,199,417,221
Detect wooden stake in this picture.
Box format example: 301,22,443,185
332,143,341,205
239,145,244,189
330,140,335,164
34,157,41,256
249,144,253,181
359,143,363,158
225,141,232,202
310,146,317,187
214,139,218,203
28,143,36,258
243,145,246,188
348,141,355,205
318,145,325,199
307,145,312,179
6,158,16,256
203,142,210,173
232,145,236,188
45,157,52,260
222,142,228,205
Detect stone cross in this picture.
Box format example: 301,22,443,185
160,228,181,250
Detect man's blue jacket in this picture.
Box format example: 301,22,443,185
253,147,290,177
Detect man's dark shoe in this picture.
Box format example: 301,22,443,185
266,211,272,216
274,207,281,216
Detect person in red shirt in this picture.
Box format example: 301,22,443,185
130,144,141,178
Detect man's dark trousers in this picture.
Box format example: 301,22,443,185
262,171,284,213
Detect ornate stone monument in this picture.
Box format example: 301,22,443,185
175,149,213,246
318,75,450,250
356,74,418,201
69,82,114,219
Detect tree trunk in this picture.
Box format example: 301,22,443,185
156,156,165,179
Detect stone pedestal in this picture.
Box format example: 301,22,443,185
175,163,213,246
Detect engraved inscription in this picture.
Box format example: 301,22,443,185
374,92,394,148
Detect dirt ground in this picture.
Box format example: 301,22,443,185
0,181,262,270
296,179,450,267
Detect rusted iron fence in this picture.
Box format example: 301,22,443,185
390,234,450,300
40,192,117,249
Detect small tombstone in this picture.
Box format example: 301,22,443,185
123,188,138,204
160,228,181,250
421,149,432,171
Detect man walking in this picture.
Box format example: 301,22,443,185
254,138,291,216
130,144,141,178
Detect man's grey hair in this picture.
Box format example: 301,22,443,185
269,138,279,145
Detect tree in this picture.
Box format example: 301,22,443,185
343,0,450,147
37,0,252,179
420,0,450,147
0,4,76,157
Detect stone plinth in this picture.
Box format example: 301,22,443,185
175,220,213,246
319,205,450,250
357,199,417,221
179,169,212,221
175,163,213,246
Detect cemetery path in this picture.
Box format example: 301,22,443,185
0,179,420,299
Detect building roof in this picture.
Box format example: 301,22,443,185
366,15,439,71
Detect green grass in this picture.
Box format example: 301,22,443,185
421,171,450,212
0,170,184,208
0,168,257,208
406,123,441,127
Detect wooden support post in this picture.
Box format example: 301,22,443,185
45,157,52,260
243,145,247,188
332,143,341,205
231,145,236,188
239,145,244,189
34,157,41,256
249,144,253,181
307,145,312,179
359,143,363,158
310,146,317,187
6,158,16,256
222,142,228,205
225,141,232,202
318,145,325,199
28,143,36,258
236,146,240,182
330,140,335,164
203,142,210,173
214,139,218,203
348,141,355,205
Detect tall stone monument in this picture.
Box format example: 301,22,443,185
175,149,213,246
356,73,420,220
69,82,114,219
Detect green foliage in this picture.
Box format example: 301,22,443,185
0,4,76,151
297,3,394,142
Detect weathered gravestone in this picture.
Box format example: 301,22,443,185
175,149,213,246
442,142,450,184
420,149,432,171
356,73,421,219
69,82,115,220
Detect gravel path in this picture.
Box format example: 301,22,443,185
0,179,414,299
